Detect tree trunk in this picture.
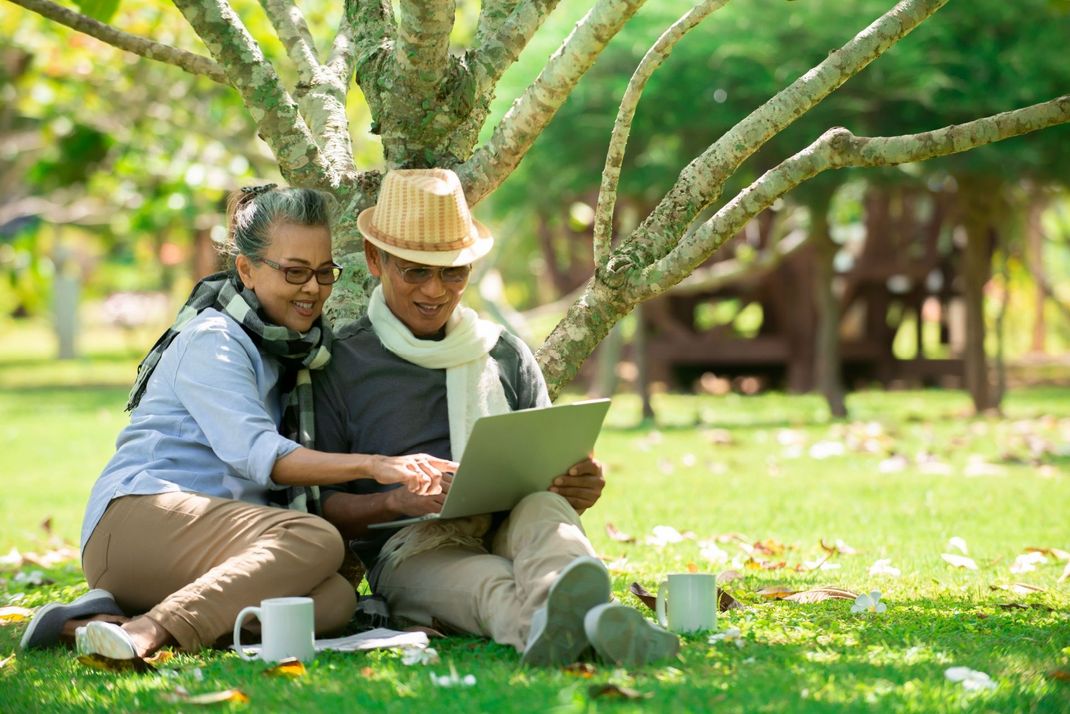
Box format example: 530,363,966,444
958,177,999,414
1026,195,1047,354
809,189,847,418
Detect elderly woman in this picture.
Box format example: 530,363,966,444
21,185,452,659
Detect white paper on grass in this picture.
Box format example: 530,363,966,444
234,628,429,656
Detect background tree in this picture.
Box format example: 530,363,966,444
5,0,1069,402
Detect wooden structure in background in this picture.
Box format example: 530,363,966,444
639,188,969,393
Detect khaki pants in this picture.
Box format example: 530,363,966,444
82,492,356,651
376,492,597,652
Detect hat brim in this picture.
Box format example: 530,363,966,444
357,206,494,267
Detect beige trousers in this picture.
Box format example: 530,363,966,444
376,491,598,652
82,492,356,651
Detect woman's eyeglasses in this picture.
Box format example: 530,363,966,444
390,262,472,285
259,258,343,285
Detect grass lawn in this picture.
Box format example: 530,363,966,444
0,343,1068,711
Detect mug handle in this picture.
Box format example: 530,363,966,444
233,606,261,661
655,579,669,628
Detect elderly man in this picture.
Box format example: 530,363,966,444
313,169,678,666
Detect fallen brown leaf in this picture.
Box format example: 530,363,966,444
40,517,53,536
563,662,596,678
0,606,33,624
686,562,699,574
1060,561,1070,583
784,587,859,603
820,539,858,555
998,602,1054,612
715,532,749,544
991,583,1046,595
360,667,375,677
752,539,788,556
77,653,155,674
1025,547,1070,560
744,557,787,571
264,658,306,678
718,589,744,612
941,553,978,570
757,586,798,600
164,688,250,705
717,570,742,584
795,554,834,572
0,653,14,670
1048,669,1070,682
143,650,174,667
589,684,652,700
605,522,636,544
628,583,657,612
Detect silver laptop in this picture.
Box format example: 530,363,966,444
369,398,611,529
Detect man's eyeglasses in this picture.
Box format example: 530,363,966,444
390,261,472,285
259,258,343,285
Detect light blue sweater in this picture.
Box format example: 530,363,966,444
81,308,300,551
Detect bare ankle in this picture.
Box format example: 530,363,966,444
121,616,173,658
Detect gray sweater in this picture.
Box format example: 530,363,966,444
312,315,550,569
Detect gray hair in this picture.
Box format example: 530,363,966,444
221,186,332,266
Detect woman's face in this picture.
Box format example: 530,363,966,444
236,222,334,333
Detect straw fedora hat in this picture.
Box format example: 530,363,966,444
357,169,494,267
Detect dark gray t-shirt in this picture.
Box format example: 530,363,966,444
313,315,550,569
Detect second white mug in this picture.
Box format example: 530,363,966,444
655,573,718,633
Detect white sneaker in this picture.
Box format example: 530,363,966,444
520,556,611,667
82,621,138,660
584,603,680,667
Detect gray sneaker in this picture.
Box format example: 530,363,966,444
19,589,125,651
584,602,680,667
520,556,611,667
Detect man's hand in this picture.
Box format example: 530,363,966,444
548,457,605,514
370,454,457,495
386,474,452,517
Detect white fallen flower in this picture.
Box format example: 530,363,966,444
945,666,996,691
868,559,901,577
941,553,978,570
0,548,22,568
699,541,729,564
646,525,686,548
878,455,909,473
809,441,846,459
708,627,745,648
13,570,44,586
430,668,476,688
401,646,439,666
1009,551,1047,575
947,537,969,555
850,591,886,614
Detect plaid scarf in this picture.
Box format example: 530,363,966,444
126,271,332,514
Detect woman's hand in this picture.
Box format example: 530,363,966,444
370,454,456,495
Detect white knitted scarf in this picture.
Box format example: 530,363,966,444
367,285,510,460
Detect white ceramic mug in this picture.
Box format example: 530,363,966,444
233,597,316,662
655,573,718,633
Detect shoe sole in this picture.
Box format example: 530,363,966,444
19,589,124,651
83,621,137,660
586,604,680,667
521,557,610,667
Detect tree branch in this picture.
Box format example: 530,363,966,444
458,0,649,205
470,0,563,93
326,0,361,83
349,0,397,137
171,0,331,189
7,0,229,85
606,0,948,283
592,0,727,269
257,0,321,84
644,95,1070,294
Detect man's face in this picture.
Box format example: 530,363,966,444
365,242,470,338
